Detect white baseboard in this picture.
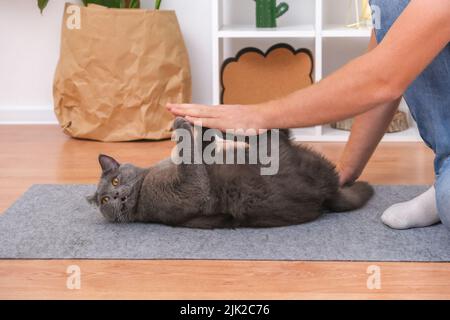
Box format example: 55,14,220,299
0,106,58,124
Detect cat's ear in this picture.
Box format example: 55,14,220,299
98,154,120,173
86,192,98,207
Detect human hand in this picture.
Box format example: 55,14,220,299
336,164,360,187
166,103,278,133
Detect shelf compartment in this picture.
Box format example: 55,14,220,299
212,0,421,142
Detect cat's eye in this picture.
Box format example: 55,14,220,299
112,177,119,186
101,196,110,205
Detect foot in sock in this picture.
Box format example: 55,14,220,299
381,186,440,229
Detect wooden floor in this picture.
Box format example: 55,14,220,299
0,125,448,300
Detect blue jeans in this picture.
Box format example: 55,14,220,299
436,158,450,228
370,0,450,229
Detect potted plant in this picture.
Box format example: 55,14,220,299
254,0,289,28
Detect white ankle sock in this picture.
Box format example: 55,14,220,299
381,186,440,229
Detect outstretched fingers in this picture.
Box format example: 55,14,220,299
167,103,218,119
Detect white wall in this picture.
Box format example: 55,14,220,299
0,0,367,124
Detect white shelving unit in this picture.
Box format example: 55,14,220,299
211,0,422,142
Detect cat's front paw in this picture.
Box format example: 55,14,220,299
172,117,193,132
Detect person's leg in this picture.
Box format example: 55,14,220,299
371,0,449,229
381,185,439,229
382,157,450,230
435,158,450,230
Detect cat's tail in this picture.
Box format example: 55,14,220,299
325,181,374,212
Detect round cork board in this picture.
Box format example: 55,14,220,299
221,44,313,105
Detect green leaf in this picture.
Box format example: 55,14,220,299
37,0,49,14
155,0,162,10
129,0,140,8
85,0,122,8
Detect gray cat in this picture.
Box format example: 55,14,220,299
87,117,374,228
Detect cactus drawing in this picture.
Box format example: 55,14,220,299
255,0,289,28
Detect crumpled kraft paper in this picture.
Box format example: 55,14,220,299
53,3,192,141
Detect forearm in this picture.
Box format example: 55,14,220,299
337,98,401,182
263,48,399,129
338,31,400,183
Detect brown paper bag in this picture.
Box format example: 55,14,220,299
53,3,192,142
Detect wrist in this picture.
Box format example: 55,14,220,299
258,100,286,129
337,162,361,185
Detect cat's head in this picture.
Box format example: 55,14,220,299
86,154,145,222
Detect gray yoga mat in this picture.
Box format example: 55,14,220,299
0,184,449,261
